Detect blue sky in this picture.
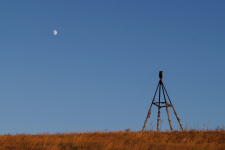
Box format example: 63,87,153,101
0,1,225,134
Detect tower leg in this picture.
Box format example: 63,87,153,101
162,84,184,131
162,84,173,131
142,82,160,131
157,83,161,132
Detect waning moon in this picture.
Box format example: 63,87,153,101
53,30,57,35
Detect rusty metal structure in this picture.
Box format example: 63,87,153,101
142,71,183,132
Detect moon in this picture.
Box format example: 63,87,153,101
53,30,57,35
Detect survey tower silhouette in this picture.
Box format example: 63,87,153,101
142,71,183,132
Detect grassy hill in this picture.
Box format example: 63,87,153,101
0,130,224,150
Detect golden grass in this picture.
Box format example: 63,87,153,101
0,130,224,150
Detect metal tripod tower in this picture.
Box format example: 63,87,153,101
142,71,183,132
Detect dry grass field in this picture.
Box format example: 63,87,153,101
0,130,224,150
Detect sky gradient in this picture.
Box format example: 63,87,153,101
0,0,225,134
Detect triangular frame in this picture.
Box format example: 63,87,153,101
142,71,183,132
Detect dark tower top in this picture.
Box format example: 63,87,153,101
159,71,163,80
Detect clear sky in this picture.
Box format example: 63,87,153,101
0,1,224,134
